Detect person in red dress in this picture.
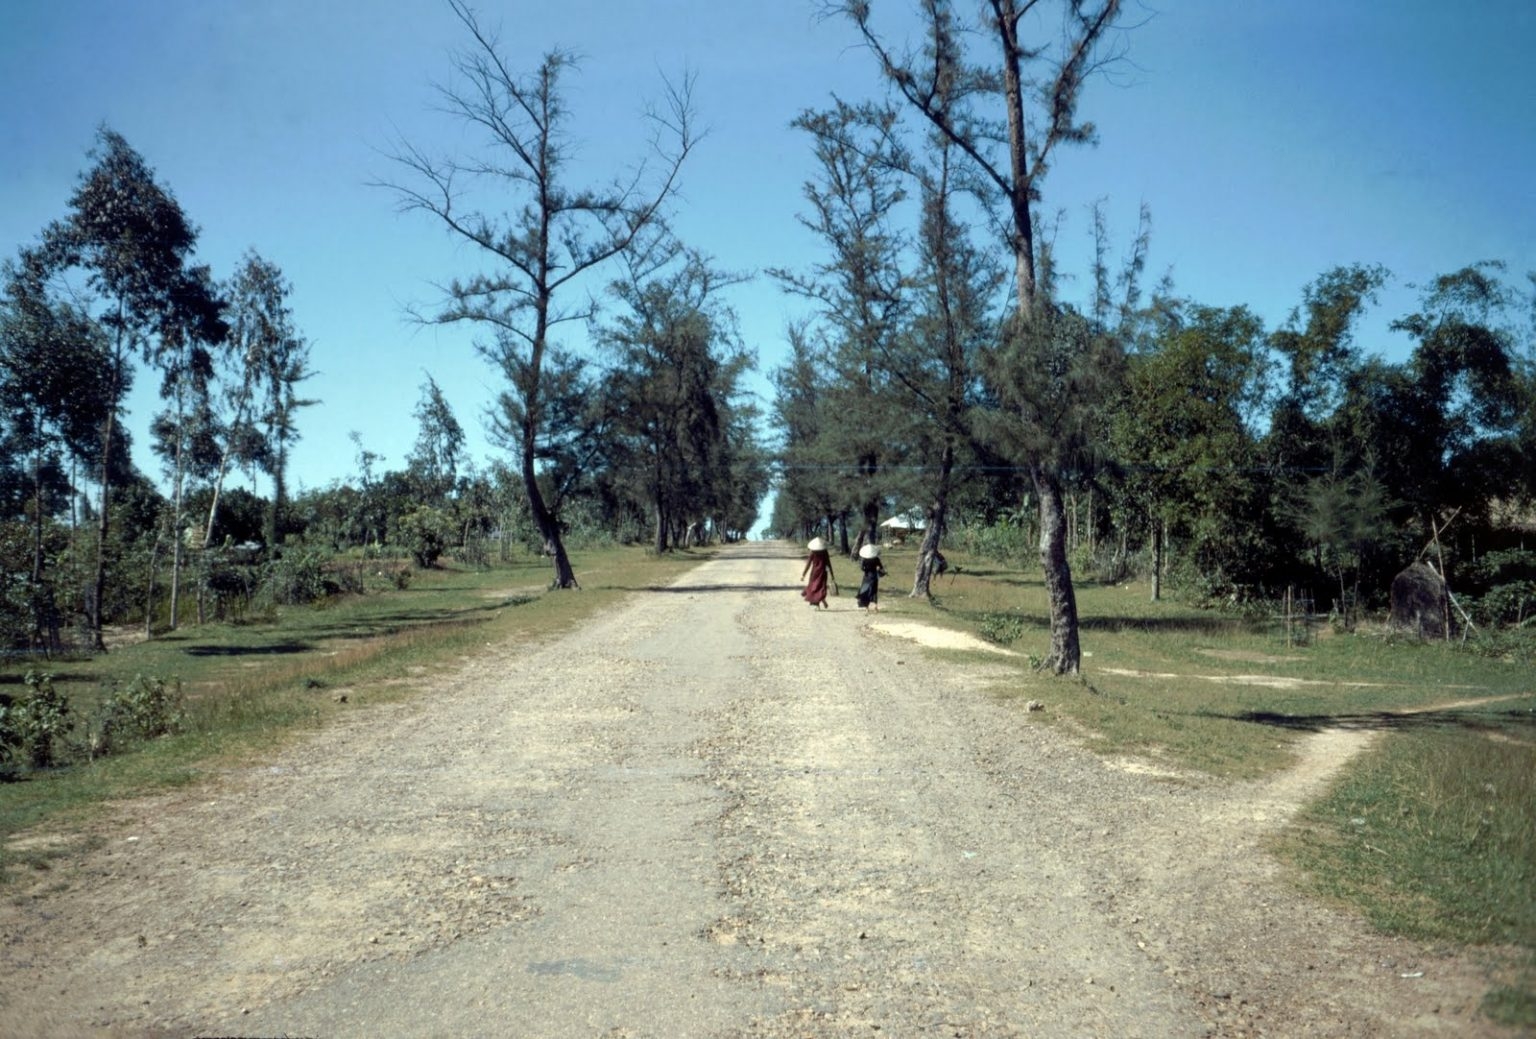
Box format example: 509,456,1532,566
800,537,835,609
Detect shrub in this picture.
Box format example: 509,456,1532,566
258,549,329,607
322,559,369,597
1070,540,1136,585
396,506,453,569
979,612,1026,646
954,520,1034,568
0,671,75,772
91,674,185,759
457,535,491,571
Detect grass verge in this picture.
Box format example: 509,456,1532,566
1274,715,1536,1028
884,542,1536,1023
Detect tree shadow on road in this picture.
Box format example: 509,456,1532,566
623,583,806,594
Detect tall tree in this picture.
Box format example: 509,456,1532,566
407,374,465,507
254,302,313,552
148,263,227,630
838,0,1126,672
877,69,1007,597
1382,264,1524,532
0,256,113,650
601,252,754,553
771,323,842,540
36,128,226,647
1110,304,1272,600
771,100,910,555
208,252,300,549
384,0,694,588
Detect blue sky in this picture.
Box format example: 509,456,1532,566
3,1,1533,512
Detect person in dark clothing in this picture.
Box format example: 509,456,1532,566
856,543,886,612
801,537,835,609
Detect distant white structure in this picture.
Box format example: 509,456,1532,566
880,510,927,542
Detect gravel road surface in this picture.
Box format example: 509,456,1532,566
0,544,1512,1037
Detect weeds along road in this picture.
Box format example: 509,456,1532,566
1,544,1508,1037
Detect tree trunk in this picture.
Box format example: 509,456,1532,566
144,525,161,640
169,526,182,632
203,449,235,550
521,435,576,589
169,395,185,631
1034,467,1081,674
1150,515,1163,602
911,443,955,598
90,337,125,652
29,438,51,652
267,441,288,554
996,5,1038,316
861,497,880,556
653,502,668,556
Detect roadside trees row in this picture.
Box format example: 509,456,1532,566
0,129,311,649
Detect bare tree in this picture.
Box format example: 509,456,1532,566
833,0,1126,672
382,0,695,588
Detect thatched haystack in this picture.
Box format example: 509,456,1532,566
1389,562,1450,638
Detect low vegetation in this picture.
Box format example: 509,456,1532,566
0,545,706,879
894,542,1535,1027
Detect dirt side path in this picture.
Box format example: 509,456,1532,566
0,545,1513,1037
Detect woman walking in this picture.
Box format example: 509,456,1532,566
801,537,835,609
856,543,887,612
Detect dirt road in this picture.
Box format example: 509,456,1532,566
0,545,1512,1037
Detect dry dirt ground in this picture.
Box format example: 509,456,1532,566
0,544,1521,1038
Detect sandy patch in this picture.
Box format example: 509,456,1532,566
866,619,1016,656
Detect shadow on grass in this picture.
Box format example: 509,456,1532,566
1082,615,1250,635
932,604,1249,638
256,602,512,643
1235,706,1536,736
0,669,105,687
948,568,1040,589
182,640,313,657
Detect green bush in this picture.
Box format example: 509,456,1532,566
258,549,329,607
954,520,1034,568
91,674,185,759
322,559,369,597
396,506,453,569
456,535,492,571
0,671,74,772
978,612,1026,645
1469,581,1536,629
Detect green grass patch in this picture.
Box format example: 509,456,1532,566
900,541,1536,1019
1279,713,1536,946
1,545,708,880
1275,709,1536,1027
912,545,1536,778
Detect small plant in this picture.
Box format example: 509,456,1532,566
457,536,491,570
0,671,75,771
979,612,1025,645
91,675,186,759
